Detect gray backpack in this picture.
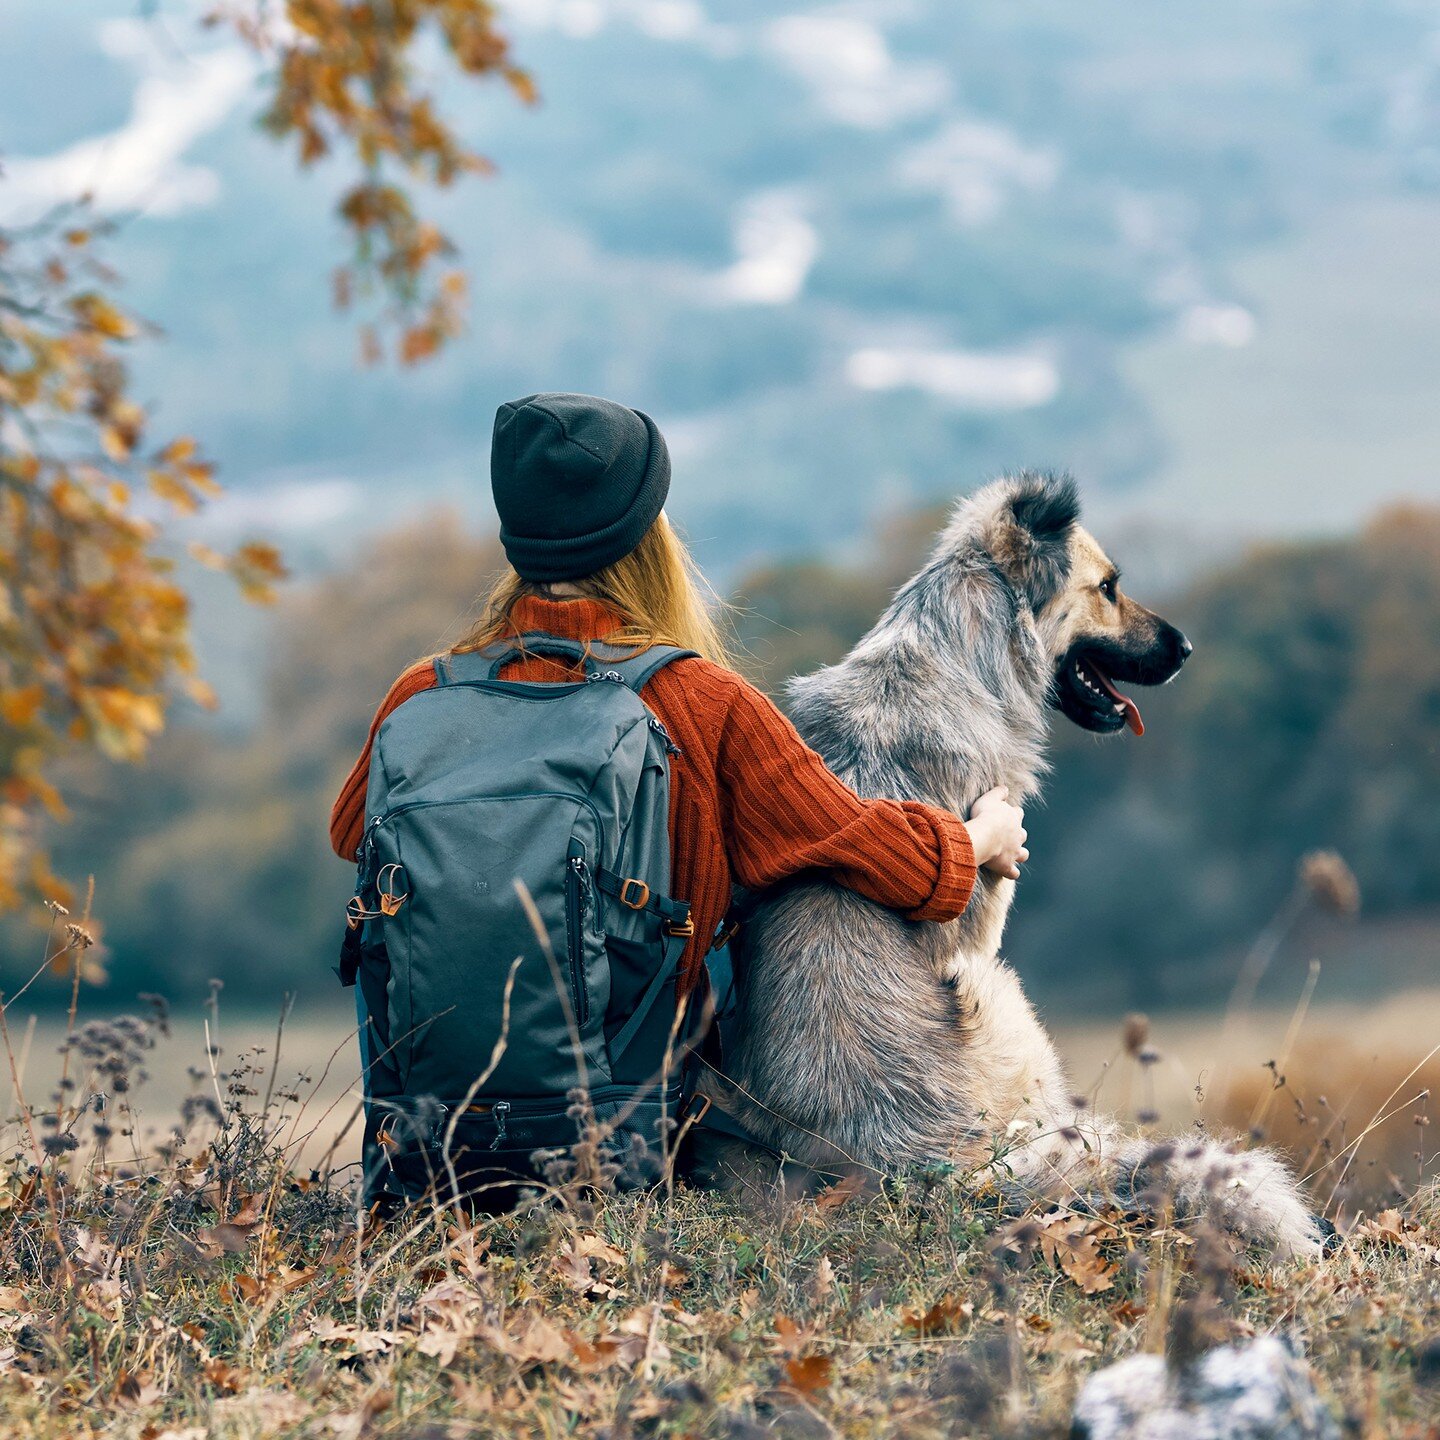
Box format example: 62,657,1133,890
339,633,698,1206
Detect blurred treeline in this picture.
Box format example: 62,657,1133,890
16,502,1440,1010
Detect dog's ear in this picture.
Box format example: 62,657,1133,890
986,471,1080,611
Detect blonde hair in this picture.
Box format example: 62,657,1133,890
457,512,735,667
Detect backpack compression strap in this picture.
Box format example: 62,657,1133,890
593,866,692,934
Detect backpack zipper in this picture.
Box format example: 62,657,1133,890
564,845,591,1028
488,1100,510,1150
371,792,607,859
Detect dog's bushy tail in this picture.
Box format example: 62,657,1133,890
1002,1115,1323,1260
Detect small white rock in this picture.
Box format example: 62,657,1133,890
1071,1336,1340,1440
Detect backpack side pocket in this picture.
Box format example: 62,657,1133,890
603,930,683,1086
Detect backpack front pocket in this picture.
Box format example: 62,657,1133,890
372,793,612,1100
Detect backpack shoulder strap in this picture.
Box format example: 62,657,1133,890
433,638,696,691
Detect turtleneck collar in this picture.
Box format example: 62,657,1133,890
505,592,631,641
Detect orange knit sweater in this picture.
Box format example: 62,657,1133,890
330,595,977,996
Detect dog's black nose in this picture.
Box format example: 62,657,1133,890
1177,631,1193,662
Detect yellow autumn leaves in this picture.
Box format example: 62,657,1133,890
3,0,535,915
239,0,533,365
0,220,285,912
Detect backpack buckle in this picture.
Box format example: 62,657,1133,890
666,916,696,939
712,917,741,950
619,878,651,910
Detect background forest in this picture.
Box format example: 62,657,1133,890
23,494,1440,1011
5,0,1440,1016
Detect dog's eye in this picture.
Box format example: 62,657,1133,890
1099,578,1117,602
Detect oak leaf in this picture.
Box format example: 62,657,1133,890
901,1296,973,1337
813,1172,866,1213
783,1354,833,1395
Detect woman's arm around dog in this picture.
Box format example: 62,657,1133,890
711,670,1022,922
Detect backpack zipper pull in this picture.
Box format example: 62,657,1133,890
648,716,682,756
489,1100,510,1151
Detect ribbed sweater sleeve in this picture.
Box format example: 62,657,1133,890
708,667,977,923
329,661,439,860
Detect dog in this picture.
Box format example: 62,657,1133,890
701,472,1321,1259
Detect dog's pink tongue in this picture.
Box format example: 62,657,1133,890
1093,667,1145,736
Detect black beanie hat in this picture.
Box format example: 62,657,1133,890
491,392,671,582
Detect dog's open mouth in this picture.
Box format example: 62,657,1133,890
1072,652,1144,736
1051,642,1164,736
1050,624,1189,736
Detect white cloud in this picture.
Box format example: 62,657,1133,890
1179,303,1257,348
898,120,1058,227
0,19,256,222
846,345,1059,409
503,0,734,49
711,190,819,305
764,13,949,129
629,0,708,41
196,477,365,535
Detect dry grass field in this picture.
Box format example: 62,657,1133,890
0,975,1435,1438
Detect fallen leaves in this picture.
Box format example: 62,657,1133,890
1029,1209,1123,1296
783,1352,834,1395
114,1368,166,1408
315,1386,394,1440
1352,1209,1426,1249
0,1085,1431,1440
770,1314,833,1395
808,1254,837,1308
901,1296,974,1338
195,1221,260,1259
489,1313,571,1367
813,1172,867,1213
552,1233,625,1298
202,1358,250,1394
70,1225,120,1281
306,1318,403,1355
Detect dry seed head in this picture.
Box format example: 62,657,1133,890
1299,849,1360,916
1122,1012,1149,1058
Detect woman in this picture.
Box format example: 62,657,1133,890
331,392,1027,1009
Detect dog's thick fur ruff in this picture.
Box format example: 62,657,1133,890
711,473,1320,1260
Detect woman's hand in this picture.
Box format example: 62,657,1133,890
966,786,1028,880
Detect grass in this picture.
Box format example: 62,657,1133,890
0,908,1437,1438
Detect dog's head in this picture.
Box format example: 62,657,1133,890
973,472,1192,735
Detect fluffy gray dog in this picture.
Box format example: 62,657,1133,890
705,472,1321,1259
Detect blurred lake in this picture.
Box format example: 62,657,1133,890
9,985,1436,1201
